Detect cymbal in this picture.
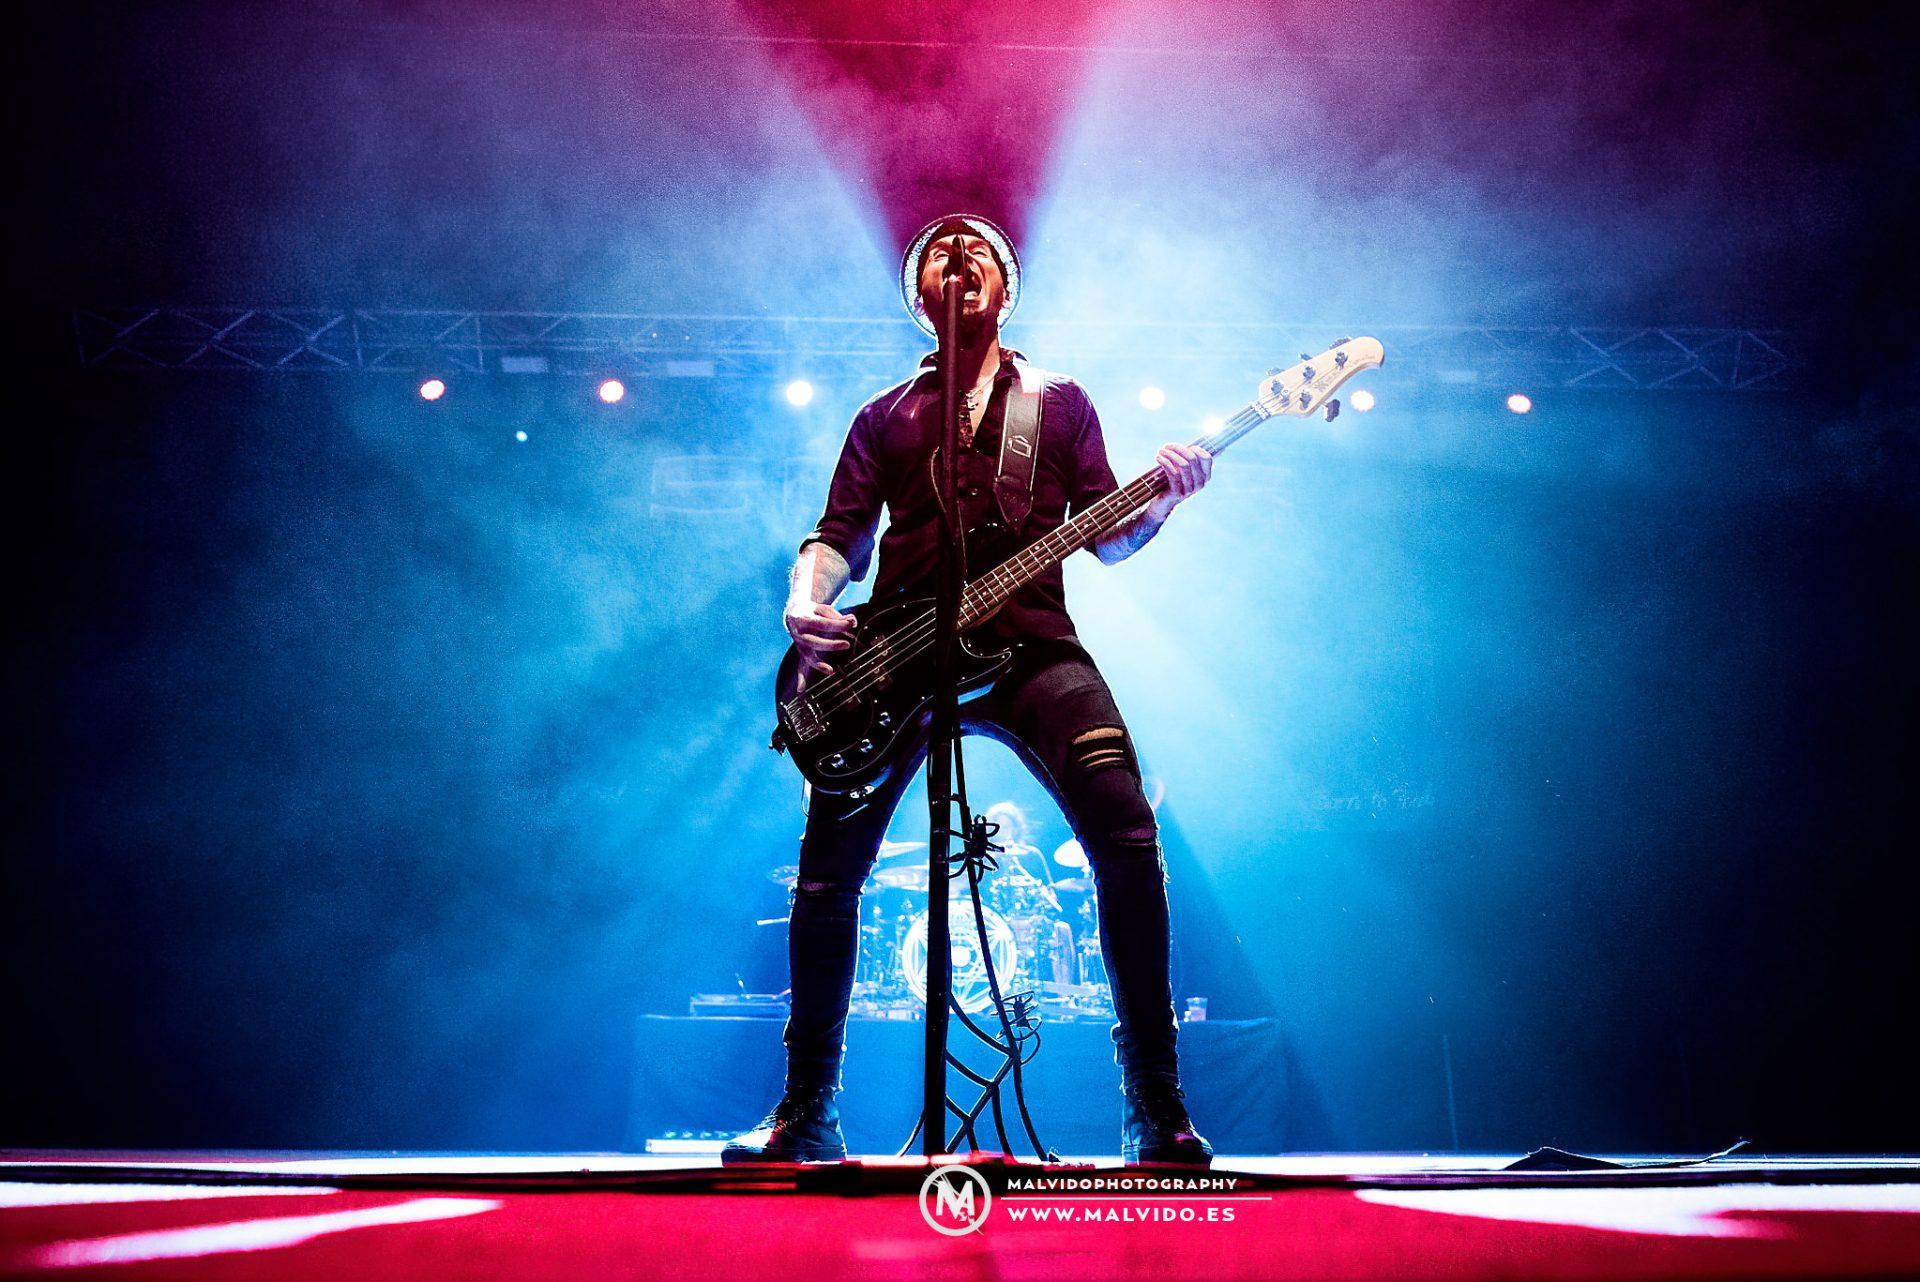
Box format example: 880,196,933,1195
870,864,931,892
1053,839,1088,869
877,839,927,859
773,865,902,894
1051,876,1094,894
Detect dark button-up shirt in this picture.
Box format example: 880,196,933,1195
802,351,1120,641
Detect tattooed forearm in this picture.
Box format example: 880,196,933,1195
791,541,852,605
1094,507,1169,565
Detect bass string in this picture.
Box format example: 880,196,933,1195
806,476,1163,709
797,428,1223,713
800,484,1141,705
796,400,1269,714
810,489,1157,712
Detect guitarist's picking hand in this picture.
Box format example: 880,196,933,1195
786,601,858,693
1146,443,1213,521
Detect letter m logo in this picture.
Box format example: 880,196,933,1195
920,1163,992,1235
934,1175,976,1220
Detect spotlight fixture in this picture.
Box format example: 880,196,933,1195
1506,393,1533,414
598,379,626,405
515,430,528,442
1350,389,1376,412
785,379,815,408
419,378,446,401
1138,386,1166,411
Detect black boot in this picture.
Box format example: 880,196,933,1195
720,1085,848,1165
1121,1080,1213,1167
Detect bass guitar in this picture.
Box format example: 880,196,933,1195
771,336,1384,795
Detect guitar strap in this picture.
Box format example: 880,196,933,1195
913,358,1047,534
994,360,1046,532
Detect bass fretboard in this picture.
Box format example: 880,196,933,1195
959,402,1268,626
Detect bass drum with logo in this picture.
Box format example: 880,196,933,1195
897,903,1020,1014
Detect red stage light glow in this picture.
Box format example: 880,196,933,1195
735,0,1105,248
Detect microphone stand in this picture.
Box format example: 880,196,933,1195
922,242,967,1158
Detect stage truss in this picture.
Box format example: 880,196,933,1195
70,307,1803,392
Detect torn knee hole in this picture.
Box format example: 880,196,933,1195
1071,725,1133,773
1102,828,1161,860
796,878,860,896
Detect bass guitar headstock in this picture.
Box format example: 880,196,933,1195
1254,337,1385,421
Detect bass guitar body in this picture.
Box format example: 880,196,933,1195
772,586,1017,797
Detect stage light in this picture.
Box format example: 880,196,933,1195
1138,386,1166,411
598,379,626,405
1351,389,1376,412
419,378,446,401
1506,393,1533,414
785,379,815,407
515,430,528,442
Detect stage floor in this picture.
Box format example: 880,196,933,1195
5,1151,1919,1280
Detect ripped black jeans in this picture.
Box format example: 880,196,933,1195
783,637,1180,1094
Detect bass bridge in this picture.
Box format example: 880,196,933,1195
784,698,827,743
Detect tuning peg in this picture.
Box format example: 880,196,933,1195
1266,367,1283,377
1299,353,1312,361
1324,399,1341,422
1333,336,1352,345
1302,366,1316,381
1334,350,1348,368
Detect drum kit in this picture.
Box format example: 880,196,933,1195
770,834,1116,1021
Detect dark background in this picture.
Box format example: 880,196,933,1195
5,0,1915,1153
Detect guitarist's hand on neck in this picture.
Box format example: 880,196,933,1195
1095,443,1214,564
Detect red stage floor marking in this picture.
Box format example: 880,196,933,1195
20,1197,498,1269
7,1157,1920,1280
0,1187,341,1209
1358,1184,1920,1238
5,1184,1920,1280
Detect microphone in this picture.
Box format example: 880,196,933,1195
943,234,969,284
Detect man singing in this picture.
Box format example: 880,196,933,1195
725,214,1214,1166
